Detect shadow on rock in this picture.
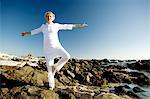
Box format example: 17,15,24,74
1,74,30,88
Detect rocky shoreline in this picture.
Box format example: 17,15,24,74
0,53,150,99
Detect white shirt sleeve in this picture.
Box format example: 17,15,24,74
57,23,74,30
31,24,44,35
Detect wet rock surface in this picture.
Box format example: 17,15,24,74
0,53,150,99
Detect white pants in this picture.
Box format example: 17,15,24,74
44,46,70,89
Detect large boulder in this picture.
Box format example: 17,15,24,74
2,85,59,99
2,66,50,87
2,66,34,83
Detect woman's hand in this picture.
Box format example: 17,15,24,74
73,24,88,28
81,24,88,27
21,32,31,36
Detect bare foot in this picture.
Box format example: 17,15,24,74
49,87,54,90
52,65,57,76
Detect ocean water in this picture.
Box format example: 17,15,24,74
120,83,150,99
111,60,150,99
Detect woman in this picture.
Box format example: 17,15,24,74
21,11,88,90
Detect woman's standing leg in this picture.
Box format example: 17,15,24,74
45,55,55,90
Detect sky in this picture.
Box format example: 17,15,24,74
1,0,150,59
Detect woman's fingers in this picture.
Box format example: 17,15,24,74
83,24,88,27
21,32,25,36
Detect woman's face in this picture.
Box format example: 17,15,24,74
45,13,55,22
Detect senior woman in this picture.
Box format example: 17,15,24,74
21,11,88,90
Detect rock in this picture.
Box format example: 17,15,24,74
0,52,18,61
37,60,48,71
74,86,95,99
74,71,85,83
75,66,79,72
10,87,22,95
56,73,74,86
11,57,21,61
9,86,28,99
2,66,34,83
132,73,150,86
83,60,89,65
0,60,26,68
86,75,90,83
75,92,93,99
91,68,99,75
94,93,121,99
127,71,150,86
1,88,10,99
27,86,40,95
100,89,109,93
95,71,103,80
55,79,64,87
91,59,101,67
114,86,126,95
123,85,131,89
118,60,124,62
102,59,110,63
123,76,132,84
85,64,92,71
1,53,149,99
127,61,150,70
64,70,75,78
75,63,81,67
95,79,108,87
126,91,141,99
64,62,70,69
26,61,38,67
23,85,59,99
31,70,48,86
86,72,93,83
0,65,19,71
1,88,9,95
57,89,76,99
102,69,120,83
26,85,59,99
113,70,128,74
110,59,118,62
56,84,96,99
129,72,144,77
133,87,144,93
41,90,59,99
2,66,49,87
121,95,132,99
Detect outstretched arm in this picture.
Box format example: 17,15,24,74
20,24,43,36
72,24,88,28
57,23,88,30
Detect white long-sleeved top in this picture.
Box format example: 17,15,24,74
31,22,73,52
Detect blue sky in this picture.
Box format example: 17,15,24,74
1,0,150,59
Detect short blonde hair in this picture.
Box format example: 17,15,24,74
44,11,55,19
